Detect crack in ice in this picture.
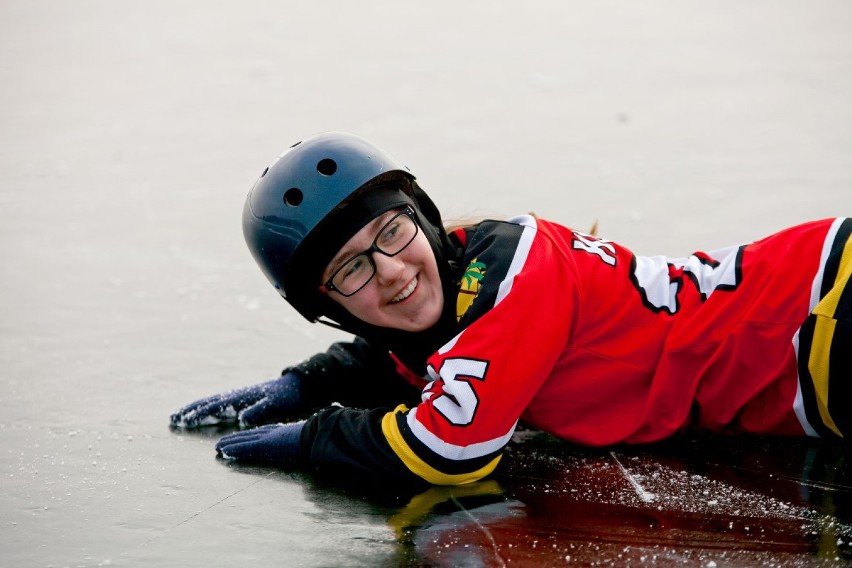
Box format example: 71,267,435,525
135,472,275,552
451,495,507,568
170,472,274,530
610,451,657,503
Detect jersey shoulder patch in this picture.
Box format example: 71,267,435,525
454,219,531,326
457,258,486,321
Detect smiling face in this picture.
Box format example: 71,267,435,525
320,209,444,332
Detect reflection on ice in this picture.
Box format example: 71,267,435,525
3,0,852,566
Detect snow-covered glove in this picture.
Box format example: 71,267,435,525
170,372,304,428
215,421,305,465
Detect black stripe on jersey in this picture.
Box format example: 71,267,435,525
392,410,505,476
796,315,836,439
836,264,852,322
825,225,852,437
827,319,852,437
820,218,852,299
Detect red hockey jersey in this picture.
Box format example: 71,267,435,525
300,217,852,485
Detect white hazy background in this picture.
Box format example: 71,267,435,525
1,1,851,566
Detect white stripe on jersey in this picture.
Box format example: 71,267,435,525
406,409,518,460
439,215,538,356
495,214,538,305
792,216,845,438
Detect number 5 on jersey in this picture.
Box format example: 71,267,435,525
423,358,489,426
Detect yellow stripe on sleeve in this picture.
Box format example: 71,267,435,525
381,405,502,486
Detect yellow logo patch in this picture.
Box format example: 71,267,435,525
457,258,486,321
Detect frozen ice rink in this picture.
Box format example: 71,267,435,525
2,1,852,566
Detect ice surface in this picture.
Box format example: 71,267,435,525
2,1,852,566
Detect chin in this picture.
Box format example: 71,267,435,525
409,306,444,332
403,320,434,333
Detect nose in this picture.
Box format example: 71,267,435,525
372,252,406,285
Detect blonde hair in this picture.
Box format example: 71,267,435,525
443,211,540,234
444,212,597,236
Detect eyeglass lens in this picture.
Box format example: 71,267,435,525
330,210,418,296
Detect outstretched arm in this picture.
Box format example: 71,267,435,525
170,337,419,428
170,371,305,428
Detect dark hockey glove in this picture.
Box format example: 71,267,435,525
169,372,304,428
215,421,305,465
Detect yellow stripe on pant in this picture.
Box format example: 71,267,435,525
808,233,852,438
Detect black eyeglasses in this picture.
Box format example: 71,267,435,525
322,206,419,297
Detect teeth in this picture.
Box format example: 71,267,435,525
391,277,418,303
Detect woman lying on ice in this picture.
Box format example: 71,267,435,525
171,132,851,486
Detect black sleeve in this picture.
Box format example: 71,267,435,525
300,406,425,485
286,337,422,410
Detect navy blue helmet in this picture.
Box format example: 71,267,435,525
242,132,456,326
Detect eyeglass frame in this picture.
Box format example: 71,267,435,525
320,206,420,297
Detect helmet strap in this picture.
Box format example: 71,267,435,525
315,316,345,331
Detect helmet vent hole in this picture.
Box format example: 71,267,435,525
260,166,269,178
283,188,303,207
316,158,337,176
